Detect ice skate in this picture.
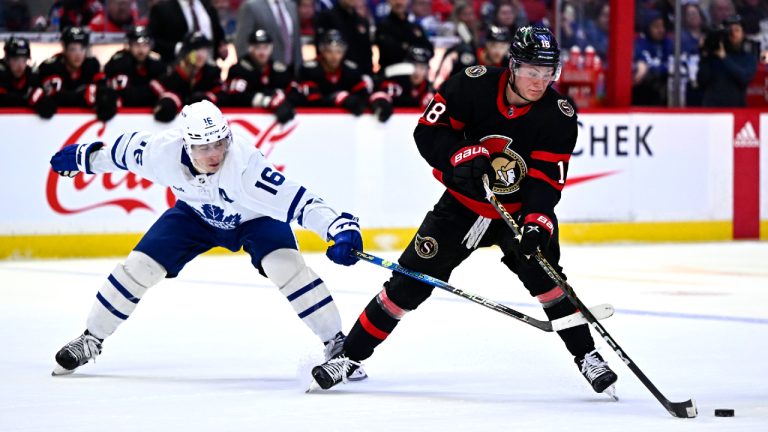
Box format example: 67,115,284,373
576,349,618,400
324,332,367,381
309,354,362,390
52,331,102,376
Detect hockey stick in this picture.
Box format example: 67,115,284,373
481,176,697,418
353,250,614,332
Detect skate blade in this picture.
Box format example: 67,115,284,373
51,365,75,376
603,384,619,401
305,379,321,393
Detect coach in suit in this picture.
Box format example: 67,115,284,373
234,0,301,74
149,0,228,63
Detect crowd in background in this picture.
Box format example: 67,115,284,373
1,0,767,122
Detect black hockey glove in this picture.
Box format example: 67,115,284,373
33,95,57,119
153,97,178,123
95,85,118,122
517,213,555,257
273,99,295,124
340,93,366,116
371,98,393,123
450,144,494,201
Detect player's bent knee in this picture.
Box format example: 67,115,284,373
124,250,167,288
261,248,306,287
384,276,434,311
536,285,566,307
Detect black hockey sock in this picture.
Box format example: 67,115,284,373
543,300,595,358
344,295,402,361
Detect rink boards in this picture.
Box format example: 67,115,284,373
1,108,766,258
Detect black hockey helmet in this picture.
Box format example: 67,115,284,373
127,26,152,44
4,37,31,58
486,25,512,44
318,29,347,48
508,26,560,80
405,46,432,64
61,26,90,47
179,31,211,56
249,29,273,45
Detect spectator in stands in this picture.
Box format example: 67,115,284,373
559,1,587,51
148,0,228,64
491,0,527,36
34,27,109,119
374,45,434,110
583,2,609,61
103,26,167,110
298,0,316,38
450,2,480,46
709,0,736,28
211,0,237,36
315,0,374,75
89,0,145,32
434,24,511,88
375,0,433,70
291,30,372,116
519,0,548,26
698,15,759,107
235,0,301,75
737,0,768,50
0,37,36,109
632,10,672,106
153,32,223,122
220,29,295,124
1,0,31,31
48,0,103,31
681,2,708,106
410,0,438,37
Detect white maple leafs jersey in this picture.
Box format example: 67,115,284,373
89,128,340,240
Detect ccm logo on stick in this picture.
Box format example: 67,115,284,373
451,146,489,166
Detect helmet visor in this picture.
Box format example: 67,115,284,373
511,61,561,82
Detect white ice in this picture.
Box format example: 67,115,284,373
1,242,767,431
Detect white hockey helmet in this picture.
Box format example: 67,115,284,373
180,100,231,147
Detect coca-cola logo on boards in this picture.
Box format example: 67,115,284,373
46,117,296,215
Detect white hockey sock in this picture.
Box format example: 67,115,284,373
87,251,165,339
262,249,341,342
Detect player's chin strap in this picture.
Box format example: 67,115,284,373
507,72,536,104
480,174,698,419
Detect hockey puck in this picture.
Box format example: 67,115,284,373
714,409,735,417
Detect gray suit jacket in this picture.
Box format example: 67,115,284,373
234,0,301,74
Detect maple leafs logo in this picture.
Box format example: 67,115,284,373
194,204,242,230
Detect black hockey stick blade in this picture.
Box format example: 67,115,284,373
481,176,698,418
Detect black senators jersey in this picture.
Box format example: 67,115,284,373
35,54,102,107
221,57,293,106
0,62,33,106
292,60,369,107
104,49,167,106
415,65,577,219
376,73,434,108
158,63,223,104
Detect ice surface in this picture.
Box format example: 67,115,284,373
1,242,766,431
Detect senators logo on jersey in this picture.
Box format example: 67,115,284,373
479,135,528,195
414,234,439,259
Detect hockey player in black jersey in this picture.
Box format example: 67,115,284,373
435,25,513,88
311,26,619,398
0,37,46,113
220,29,295,124
103,26,167,109
291,30,372,118
375,46,435,111
153,32,223,123
34,27,107,119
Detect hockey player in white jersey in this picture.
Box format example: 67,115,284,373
49,100,366,379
